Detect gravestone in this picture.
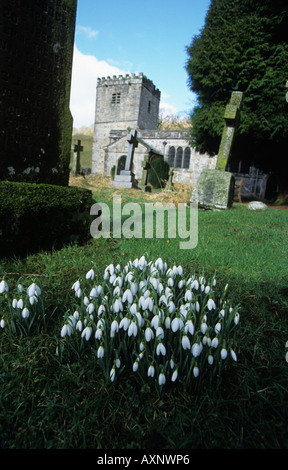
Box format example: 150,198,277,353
190,91,243,210
112,129,138,188
72,139,83,175
0,1,77,186
140,155,151,192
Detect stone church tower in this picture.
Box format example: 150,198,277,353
92,73,161,174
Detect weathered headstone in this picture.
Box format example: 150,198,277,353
140,155,151,192
72,139,83,175
0,1,77,186
216,91,243,170
112,129,138,188
190,91,243,210
165,169,174,192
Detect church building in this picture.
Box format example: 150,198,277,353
91,73,217,186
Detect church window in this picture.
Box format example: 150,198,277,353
168,147,175,168
183,148,191,169
176,147,183,168
148,101,151,113
111,93,121,104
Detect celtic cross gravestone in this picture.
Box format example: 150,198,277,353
0,0,77,186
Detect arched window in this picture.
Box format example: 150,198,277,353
168,147,175,168
176,147,183,168
183,148,191,169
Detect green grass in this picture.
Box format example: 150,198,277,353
0,201,288,449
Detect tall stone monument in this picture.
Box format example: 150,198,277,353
190,91,243,210
0,0,77,186
112,129,138,188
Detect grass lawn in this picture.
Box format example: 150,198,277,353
0,178,287,449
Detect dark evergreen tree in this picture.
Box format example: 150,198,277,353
186,0,288,202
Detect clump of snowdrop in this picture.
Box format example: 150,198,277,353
0,279,46,336
60,257,240,391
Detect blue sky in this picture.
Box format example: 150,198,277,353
70,0,211,128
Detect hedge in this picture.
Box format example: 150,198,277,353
0,181,95,257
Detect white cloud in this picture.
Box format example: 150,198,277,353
76,25,99,39
70,46,128,129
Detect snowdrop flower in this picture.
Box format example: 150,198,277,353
119,317,130,331
205,285,211,294
191,279,199,290
122,288,133,304
110,367,115,382
18,284,23,293
171,317,180,333
211,337,219,348
156,342,166,356
221,348,228,360
159,294,168,306
151,315,160,330
158,372,166,386
168,301,175,314
81,326,92,341
113,298,122,313
115,358,121,368
182,335,191,350
171,369,178,382
89,287,97,298
167,277,174,287
61,324,68,337
157,283,164,295
192,342,203,358
155,258,164,272
73,311,79,320
170,358,175,369
128,321,138,337
184,320,194,335
147,365,155,377
86,269,95,280
22,307,29,319
215,323,221,334
130,303,137,314
76,320,83,332
201,323,208,334
133,361,139,372
219,309,225,318
234,312,240,325
0,319,6,328
184,290,193,301
87,303,95,315
208,298,216,310
208,355,214,365
12,299,17,309
97,345,104,358
110,320,119,337
165,316,171,329
0,280,8,294
75,288,82,298
72,280,80,292
193,366,199,378
156,326,164,339
135,312,144,327
231,350,238,362
98,305,106,316
27,283,41,297
94,328,102,339
145,327,154,342
130,282,138,295
106,264,114,275
97,319,105,330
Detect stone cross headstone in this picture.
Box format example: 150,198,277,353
0,1,77,186
125,129,138,172
216,91,243,170
112,129,138,188
72,140,83,175
190,91,243,210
